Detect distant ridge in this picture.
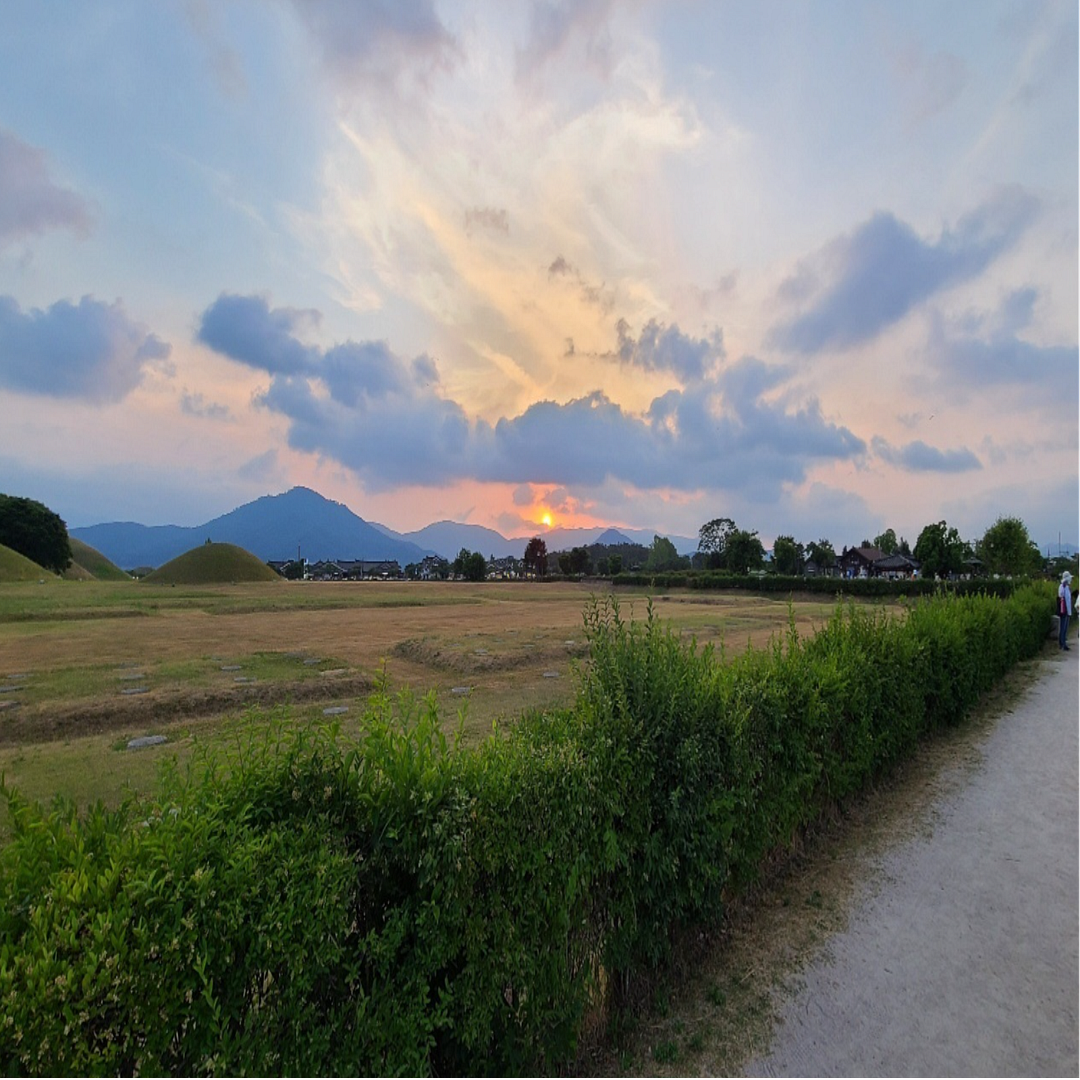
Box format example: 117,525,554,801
71,487,698,568
73,488,436,570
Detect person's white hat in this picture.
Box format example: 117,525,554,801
1063,571,1073,583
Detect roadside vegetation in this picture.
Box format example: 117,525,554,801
0,580,1053,1075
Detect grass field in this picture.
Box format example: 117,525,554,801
0,578,844,832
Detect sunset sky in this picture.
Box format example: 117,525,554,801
1,0,1076,550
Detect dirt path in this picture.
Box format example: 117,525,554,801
742,648,1078,1077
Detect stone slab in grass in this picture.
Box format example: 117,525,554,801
121,686,149,695
220,664,242,671
118,672,146,681
0,699,19,712
319,668,348,677
543,671,561,678
234,676,256,684
451,686,471,695
0,685,21,694
127,735,167,750
303,658,324,666
323,706,349,716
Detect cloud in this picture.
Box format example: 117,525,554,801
871,437,982,473
516,0,616,82
926,295,1078,419
770,189,1039,353
464,206,509,236
198,293,319,375
199,294,865,498
180,390,231,421
0,295,170,402
289,0,458,91
614,317,724,383
548,254,614,312
0,129,92,249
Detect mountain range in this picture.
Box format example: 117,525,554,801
72,487,697,570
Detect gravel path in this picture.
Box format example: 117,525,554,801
744,649,1078,1077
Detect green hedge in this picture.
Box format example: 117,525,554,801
612,569,1023,598
0,585,1054,1075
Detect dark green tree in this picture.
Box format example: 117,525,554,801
914,521,968,579
697,517,736,569
0,494,72,574
452,548,486,580
873,528,899,555
646,534,682,572
724,529,766,574
523,536,548,577
568,546,590,575
805,539,836,569
608,554,623,575
771,535,803,576
978,516,1041,577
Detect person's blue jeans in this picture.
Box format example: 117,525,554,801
1060,609,1071,648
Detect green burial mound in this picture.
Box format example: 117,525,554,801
66,537,131,581
0,543,51,582
143,542,281,585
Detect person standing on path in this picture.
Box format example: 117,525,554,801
1059,571,1073,650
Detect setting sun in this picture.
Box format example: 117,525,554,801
541,513,553,528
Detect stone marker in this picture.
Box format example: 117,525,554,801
319,668,347,677
303,658,324,666
118,672,145,681
0,685,20,694
323,706,349,716
122,687,149,695
127,735,167,750
234,676,255,684
0,700,19,712
220,664,242,671
451,686,471,695
543,671,560,678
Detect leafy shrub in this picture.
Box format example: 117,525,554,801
0,586,1054,1074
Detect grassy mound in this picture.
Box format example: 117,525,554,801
143,542,280,585
67,537,130,581
0,543,50,582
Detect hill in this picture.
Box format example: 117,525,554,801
142,543,282,585
67,537,130,581
402,520,523,560
73,488,435,569
0,543,50,582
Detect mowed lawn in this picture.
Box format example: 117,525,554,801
0,578,841,831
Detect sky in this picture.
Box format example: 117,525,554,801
0,0,1076,551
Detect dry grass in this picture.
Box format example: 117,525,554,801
0,578,850,836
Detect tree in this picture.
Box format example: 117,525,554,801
523,536,548,577
452,548,486,581
608,554,623,575
646,534,681,572
697,517,736,569
725,529,766,574
805,539,836,569
0,494,72,575
873,528,899,555
913,521,968,579
568,546,590,575
978,516,1041,577
772,534,804,576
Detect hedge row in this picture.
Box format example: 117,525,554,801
613,569,1023,598
0,585,1054,1075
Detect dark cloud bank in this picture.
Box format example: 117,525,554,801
0,295,169,402
771,188,1040,353
198,293,864,496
